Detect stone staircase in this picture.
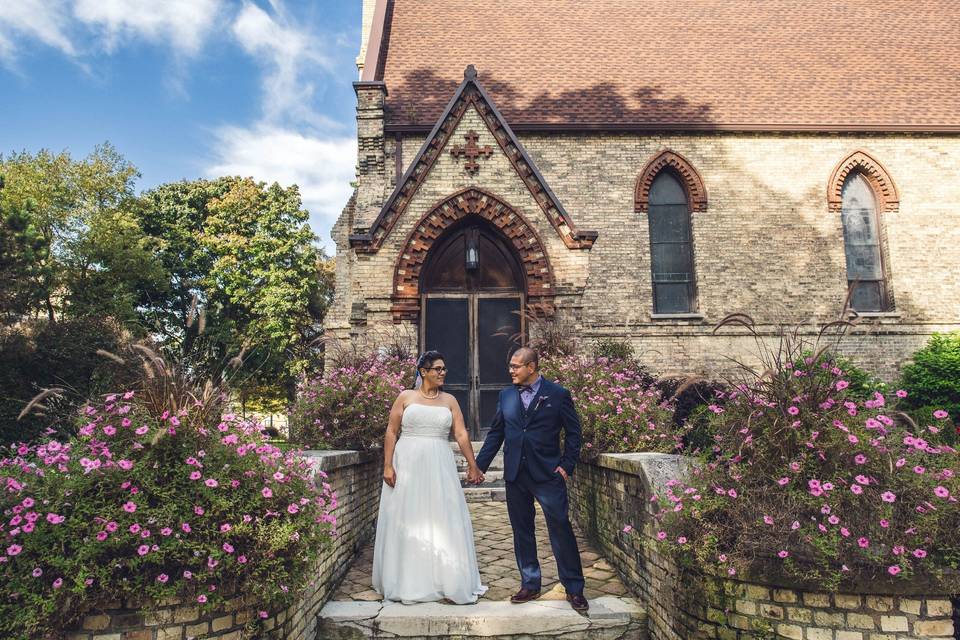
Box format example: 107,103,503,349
455,441,506,502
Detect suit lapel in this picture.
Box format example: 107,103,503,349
523,379,550,425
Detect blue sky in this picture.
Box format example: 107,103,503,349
1,0,362,253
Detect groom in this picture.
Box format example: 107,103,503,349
474,346,588,612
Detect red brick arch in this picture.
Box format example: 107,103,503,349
827,150,899,213
391,188,555,322
635,150,708,213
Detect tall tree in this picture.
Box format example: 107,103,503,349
0,175,49,322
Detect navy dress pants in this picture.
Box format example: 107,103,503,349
505,465,585,594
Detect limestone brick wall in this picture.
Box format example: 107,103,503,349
568,453,958,640
328,120,960,380
64,450,382,640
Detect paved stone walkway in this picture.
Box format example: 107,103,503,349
333,501,629,603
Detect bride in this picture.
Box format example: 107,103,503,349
372,350,489,604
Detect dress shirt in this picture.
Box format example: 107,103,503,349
518,375,542,410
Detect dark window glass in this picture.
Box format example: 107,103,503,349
477,297,520,385
648,172,695,313
423,298,469,386
841,173,886,311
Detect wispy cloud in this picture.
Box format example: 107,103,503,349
206,124,355,252
0,0,77,66
73,0,224,57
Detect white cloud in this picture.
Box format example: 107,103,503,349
0,0,77,64
231,2,334,128
73,0,223,57
206,124,356,252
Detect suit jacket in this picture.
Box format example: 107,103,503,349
475,377,582,484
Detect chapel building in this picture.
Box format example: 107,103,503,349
327,0,960,438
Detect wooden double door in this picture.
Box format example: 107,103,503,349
420,223,525,439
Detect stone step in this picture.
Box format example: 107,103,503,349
318,596,646,639
452,442,503,471
459,470,504,483
463,486,507,502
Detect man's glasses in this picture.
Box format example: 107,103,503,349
424,366,448,373
508,363,531,370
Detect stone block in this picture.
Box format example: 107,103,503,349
836,632,863,640
926,599,953,616
776,623,803,639
745,585,771,601
867,635,895,640
156,626,183,640
184,621,209,638
120,632,151,640
814,610,845,626
898,598,921,615
110,612,144,628
835,594,862,609
913,619,954,637
864,596,893,612
83,615,111,631
806,628,832,640
759,603,783,619
91,635,121,640
804,592,831,608
847,612,875,629
773,589,798,603
879,615,908,632
735,599,757,615
172,607,198,623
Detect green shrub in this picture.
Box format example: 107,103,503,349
541,355,679,458
592,337,634,361
290,353,415,449
899,332,960,443
652,320,960,591
0,394,336,639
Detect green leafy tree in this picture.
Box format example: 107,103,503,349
137,177,328,399
0,175,49,321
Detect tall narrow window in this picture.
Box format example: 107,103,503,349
841,173,886,311
648,172,696,313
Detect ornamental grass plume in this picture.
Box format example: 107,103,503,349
0,393,336,639
540,355,680,457
652,310,960,590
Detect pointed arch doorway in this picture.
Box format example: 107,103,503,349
420,219,524,439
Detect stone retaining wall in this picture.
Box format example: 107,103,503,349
568,453,957,640
65,449,383,640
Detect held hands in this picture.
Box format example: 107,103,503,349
383,465,397,488
467,465,485,485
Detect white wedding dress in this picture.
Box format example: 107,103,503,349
372,403,488,604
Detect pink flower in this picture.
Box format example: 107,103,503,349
847,434,859,444
181,522,192,533
791,521,800,530
887,565,901,576
183,570,193,579
222,543,234,553
727,489,737,498
32,567,42,577
913,548,927,559
160,527,173,536
46,513,65,524
135,426,149,435
777,550,789,558
933,410,949,419
204,478,219,488
287,504,300,514
787,406,800,416
118,460,133,471
220,523,232,533
189,471,202,481
6,544,22,556
197,595,207,603
261,487,273,499
934,486,950,498
22,497,35,508
96,531,108,541
194,506,204,515
129,523,141,534
137,545,149,556
237,555,248,564
622,525,633,533
881,491,897,503
854,454,867,465
103,425,116,436
122,501,137,513
835,380,850,390
656,531,667,540
106,521,118,532
52,578,63,589
840,527,850,537
879,519,890,528
763,515,774,525
857,537,870,548
259,611,269,619
157,574,169,583
677,536,687,544
913,466,926,474
851,484,863,495
777,477,789,486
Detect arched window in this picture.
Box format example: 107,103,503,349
648,171,696,313
840,172,887,311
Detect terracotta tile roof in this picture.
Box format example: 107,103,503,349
374,0,960,130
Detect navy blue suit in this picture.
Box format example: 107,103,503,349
475,378,585,594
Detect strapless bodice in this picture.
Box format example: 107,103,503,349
401,403,452,438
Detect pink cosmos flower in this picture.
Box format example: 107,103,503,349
103,426,116,436
287,504,300,514
259,611,269,619
881,491,897,503
46,513,65,524
261,487,273,499
879,519,890,528
194,506,204,515
835,380,850,390
887,565,901,576
677,536,687,544
118,460,133,471
727,489,737,498
847,434,859,444
183,570,193,579
913,548,927,558
777,477,789,486
854,454,867,465
895,389,908,398
181,522,192,533
787,406,800,416
763,515,774,525
106,521,118,532
53,578,63,589
857,537,870,548
96,531,108,541
160,527,172,536
137,545,149,556
828,515,840,525
656,531,667,540
6,544,22,556
855,475,870,485
220,523,232,533
204,478,219,488
197,595,207,603
222,543,234,553
122,501,137,513
622,525,633,533
933,410,949,419
777,550,789,558
157,574,169,583
791,521,800,530
129,523,141,534
934,486,950,498
135,426,149,435
237,555,248,564
840,527,850,537
32,567,42,577
189,471,202,481
718,554,727,562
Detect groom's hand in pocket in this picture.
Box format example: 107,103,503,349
554,466,568,481
383,466,397,488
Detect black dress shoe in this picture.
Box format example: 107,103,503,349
566,592,589,612
510,587,541,603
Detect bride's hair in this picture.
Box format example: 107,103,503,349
413,350,445,389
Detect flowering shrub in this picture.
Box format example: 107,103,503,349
0,393,336,639
899,331,960,446
541,355,679,458
652,343,960,590
291,353,414,450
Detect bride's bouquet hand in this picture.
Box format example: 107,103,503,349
383,465,397,488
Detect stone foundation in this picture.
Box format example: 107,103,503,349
568,453,958,639
64,450,383,640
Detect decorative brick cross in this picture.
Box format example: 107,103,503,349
450,130,493,175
